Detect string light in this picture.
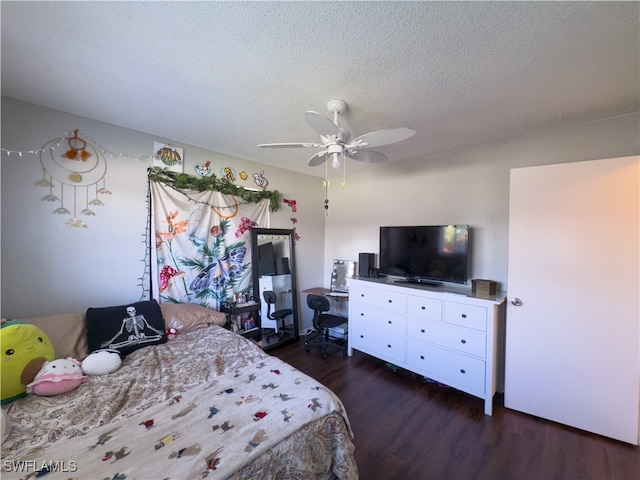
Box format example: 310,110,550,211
138,174,153,301
1,128,154,162
161,182,261,211
1,147,46,156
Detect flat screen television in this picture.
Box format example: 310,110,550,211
379,225,469,285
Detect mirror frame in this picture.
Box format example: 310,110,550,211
251,228,299,351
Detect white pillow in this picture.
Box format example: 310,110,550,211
81,349,122,376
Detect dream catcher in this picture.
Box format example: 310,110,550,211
36,129,110,228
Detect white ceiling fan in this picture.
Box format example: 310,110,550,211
258,99,415,168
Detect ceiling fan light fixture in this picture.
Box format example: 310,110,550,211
331,152,341,169
258,99,415,169
326,143,343,169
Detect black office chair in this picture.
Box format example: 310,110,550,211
263,290,292,338
305,294,347,359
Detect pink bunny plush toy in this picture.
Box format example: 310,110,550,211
26,358,84,396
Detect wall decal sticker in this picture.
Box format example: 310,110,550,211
194,161,212,177
222,167,236,182
153,142,183,173
252,171,268,189
283,199,297,212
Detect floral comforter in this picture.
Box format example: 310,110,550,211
1,326,358,479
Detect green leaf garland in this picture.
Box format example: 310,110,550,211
148,166,281,212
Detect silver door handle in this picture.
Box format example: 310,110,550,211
511,297,523,306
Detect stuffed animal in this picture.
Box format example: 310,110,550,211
166,327,178,340
81,349,122,376
27,358,84,396
1,321,55,404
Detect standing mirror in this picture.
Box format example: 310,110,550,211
251,228,299,351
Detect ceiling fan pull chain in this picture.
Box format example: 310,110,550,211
342,157,347,188
323,178,330,215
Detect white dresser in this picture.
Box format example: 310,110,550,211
348,277,506,415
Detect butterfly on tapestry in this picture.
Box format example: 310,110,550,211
150,180,269,309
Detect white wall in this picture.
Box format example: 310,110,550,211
321,113,640,291
1,98,326,331
2,97,639,330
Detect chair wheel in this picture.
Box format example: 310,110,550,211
321,353,327,359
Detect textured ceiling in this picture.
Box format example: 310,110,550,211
2,1,638,177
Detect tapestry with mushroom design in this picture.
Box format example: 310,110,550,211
150,175,270,309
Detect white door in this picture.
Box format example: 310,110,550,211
505,156,639,444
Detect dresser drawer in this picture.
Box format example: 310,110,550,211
349,282,377,304
407,295,443,321
351,322,406,364
346,278,504,416
407,317,487,357
406,339,486,396
444,301,487,331
351,304,406,334
375,289,406,314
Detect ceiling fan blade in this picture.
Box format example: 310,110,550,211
307,150,329,167
345,149,388,163
304,111,343,140
258,142,321,148
349,127,415,149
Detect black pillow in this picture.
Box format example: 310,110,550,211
86,300,167,356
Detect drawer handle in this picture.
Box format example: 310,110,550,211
420,355,425,360
388,299,393,303
360,334,364,338
421,306,426,310
360,294,365,297
360,313,364,316
420,329,425,333
460,339,466,344
461,314,467,318
388,320,392,324
387,344,392,348
460,369,466,374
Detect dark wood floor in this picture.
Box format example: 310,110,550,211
272,338,640,480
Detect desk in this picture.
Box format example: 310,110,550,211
303,287,331,296
303,287,349,300
302,287,349,320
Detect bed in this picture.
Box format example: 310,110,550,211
1,303,358,479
